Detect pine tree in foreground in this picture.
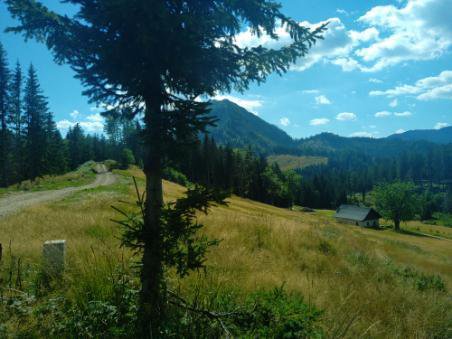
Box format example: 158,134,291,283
6,1,325,336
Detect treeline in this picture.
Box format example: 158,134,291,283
167,135,331,208
167,135,452,215
0,43,142,187
300,147,452,209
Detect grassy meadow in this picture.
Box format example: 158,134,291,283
0,167,451,337
267,154,328,171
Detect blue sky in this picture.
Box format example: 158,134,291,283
1,0,451,138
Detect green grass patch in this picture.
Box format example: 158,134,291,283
0,161,99,198
267,154,328,171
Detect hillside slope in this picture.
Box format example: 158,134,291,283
207,100,296,153
389,126,452,144
1,167,450,338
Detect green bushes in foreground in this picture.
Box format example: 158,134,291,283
0,267,322,338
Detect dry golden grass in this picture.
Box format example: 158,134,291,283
1,168,451,338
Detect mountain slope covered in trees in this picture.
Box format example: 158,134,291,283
207,100,296,153
207,100,452,157
389,126,452,144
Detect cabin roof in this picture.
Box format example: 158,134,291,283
334,205,381,222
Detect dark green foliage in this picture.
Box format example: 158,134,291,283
115,181,227,278
0,42,12,187
120,148,135,169
373,182,419,231
393,266,447,293
166,286,322,338
162,167,190,187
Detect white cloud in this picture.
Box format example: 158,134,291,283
356,0,452,72
214,95,263,115
350,131,374,138
57,111,105,134
336,8,348,15
56,119,74,130
369,78,383,83
395,129,406,134
310,118,330,126
375,111,392,118
435,122,450,129
234,1,452,73
301,89,320,94
86,113,104,122
394,111,412,117
79,121,104,133
315,95,332,105
336,112,357,121
279,117,290,127
69,110,80,119
389,99,398,107
370,70,452,101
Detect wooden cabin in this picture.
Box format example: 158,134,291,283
334,204,381,228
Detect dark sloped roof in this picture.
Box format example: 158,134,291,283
334,205,381,222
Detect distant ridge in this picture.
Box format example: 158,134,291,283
388,127,452,144
207,100,451,157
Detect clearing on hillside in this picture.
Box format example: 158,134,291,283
267,154,328,171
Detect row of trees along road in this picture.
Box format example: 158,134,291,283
0,43,66,185
6,0,325,336
0,41,146,187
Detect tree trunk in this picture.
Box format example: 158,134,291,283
394,218,401,232
138,97,166,338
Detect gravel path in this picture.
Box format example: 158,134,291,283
0,165,117,218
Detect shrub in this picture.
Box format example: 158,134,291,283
163,167,190,186
394,266,446,292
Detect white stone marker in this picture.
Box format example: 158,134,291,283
43,240,66,277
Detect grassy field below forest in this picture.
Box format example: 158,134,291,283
0,166,451,337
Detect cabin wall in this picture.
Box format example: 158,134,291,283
335,218,379,228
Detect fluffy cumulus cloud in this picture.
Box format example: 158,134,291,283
336,112,357,121
236,0,451,73
57,110,105,134
375,111,392,118
310,118,330,126
279,117,290,126
234,18,362,72
435,122,450,129
214,95,263,115
315,95,332,105
356,0,452,72
370,70,452,100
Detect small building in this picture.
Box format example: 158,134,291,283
334,204,381,228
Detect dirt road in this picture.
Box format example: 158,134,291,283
0,165,117,218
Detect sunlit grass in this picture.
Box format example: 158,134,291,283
0,167,451,337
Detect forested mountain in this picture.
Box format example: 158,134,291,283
207,100,452,158
389,127,452,144
207,100,296,153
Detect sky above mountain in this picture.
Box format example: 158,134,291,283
1,0,451,138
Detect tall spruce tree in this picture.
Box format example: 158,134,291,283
0,42,11,187
9,61,24,182
6,1,324,335
23,64,48,179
